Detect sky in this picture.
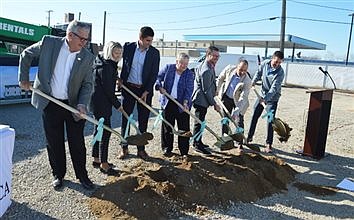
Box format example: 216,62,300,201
1,0,354,61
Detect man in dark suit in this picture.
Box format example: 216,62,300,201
18,20,95,190
192,46,221,155
118,26,160,160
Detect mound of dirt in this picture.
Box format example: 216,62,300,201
88,153,297,219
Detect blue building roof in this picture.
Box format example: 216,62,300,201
183,34,326,50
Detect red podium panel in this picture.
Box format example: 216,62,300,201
302,89,333,159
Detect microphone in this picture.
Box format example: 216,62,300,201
318,67,336,90
318,67,327,75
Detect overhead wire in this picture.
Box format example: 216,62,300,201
288,0,354,12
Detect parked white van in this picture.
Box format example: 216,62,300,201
189,53,261,78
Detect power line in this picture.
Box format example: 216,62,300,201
113,1,278,25
115,1,242,14
289,0,354,12
108,17,277,32
287,16,350,25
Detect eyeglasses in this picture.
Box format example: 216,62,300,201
72,32,89,42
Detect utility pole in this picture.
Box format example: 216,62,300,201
345,13,354,65
279,0,286,53
103,11,107,46
46,10,53,28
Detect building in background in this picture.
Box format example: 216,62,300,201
152,39,227,57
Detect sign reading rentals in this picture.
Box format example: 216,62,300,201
0,17,51,42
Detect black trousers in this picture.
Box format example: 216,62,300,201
42,101,88,180
221,95,244,135
92,114,111,163
121,84,152,151
161,101,190,156
192,104,208,145
247,101,278,145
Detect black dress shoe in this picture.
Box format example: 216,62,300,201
193,144,211,155
92,161,114,168
137,150,149,160
79,177,94,190
100,167,120,176
163,150,173,157
52,178,63,190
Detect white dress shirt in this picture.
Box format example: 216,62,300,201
51,40,80,99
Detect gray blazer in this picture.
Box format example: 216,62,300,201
18,35,95,111
192,60,217,108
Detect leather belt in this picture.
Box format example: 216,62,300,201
128,82,143,89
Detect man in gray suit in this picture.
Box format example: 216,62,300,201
18,20,95,190
192,46,221,155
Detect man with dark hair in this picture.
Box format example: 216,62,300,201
118,26,160,160
246,50,285,153
18,20,95,190
191,46,221,155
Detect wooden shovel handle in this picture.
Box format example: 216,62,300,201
31,87,126,142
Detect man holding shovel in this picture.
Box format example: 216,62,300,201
191,46,221,155
118,26,160,160
216,59,252,152
18,20,95,190
155,53,194,158
247,51,285,153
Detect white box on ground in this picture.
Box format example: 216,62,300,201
0,125,15,217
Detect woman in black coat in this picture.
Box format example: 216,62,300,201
91,41,123,175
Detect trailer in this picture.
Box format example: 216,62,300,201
0,17,66,104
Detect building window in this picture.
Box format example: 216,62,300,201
186,43,189,47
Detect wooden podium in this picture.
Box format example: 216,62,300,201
301,89,333,159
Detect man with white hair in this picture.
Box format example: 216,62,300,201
19,20,95,190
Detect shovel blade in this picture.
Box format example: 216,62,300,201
214,136,234,151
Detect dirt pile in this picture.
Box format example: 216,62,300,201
88,153,297,219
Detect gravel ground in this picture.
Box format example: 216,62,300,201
1,86,353,219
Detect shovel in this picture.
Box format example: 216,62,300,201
30,87,134,144
252,87,292,143
121,84,192,138
162,90,234,151
120,108,153,146
214,96,260,152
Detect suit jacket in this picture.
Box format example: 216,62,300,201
18,35,95,112
90,55,121,117
192,60,217,108
216,64,252,116
120,42,160,95
155,64,194,112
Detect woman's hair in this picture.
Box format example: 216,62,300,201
102,41,122,60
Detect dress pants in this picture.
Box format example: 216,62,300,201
92,114,111,163
42,101,88,180
247,101,278,145
221,95,244,135
192,104,208,145
121,84,152,151
161,101,190,156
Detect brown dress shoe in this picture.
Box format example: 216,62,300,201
118,148,129,159
137,150,149,160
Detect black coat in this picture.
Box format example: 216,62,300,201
120,42,160,95
91,55,121,117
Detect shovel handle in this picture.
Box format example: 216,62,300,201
121,84,183,136
252,87,267,108
31,87,126,142
214,96,239,128
120,109,141,134
162,90,224,142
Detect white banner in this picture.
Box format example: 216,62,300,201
0,125,15,217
